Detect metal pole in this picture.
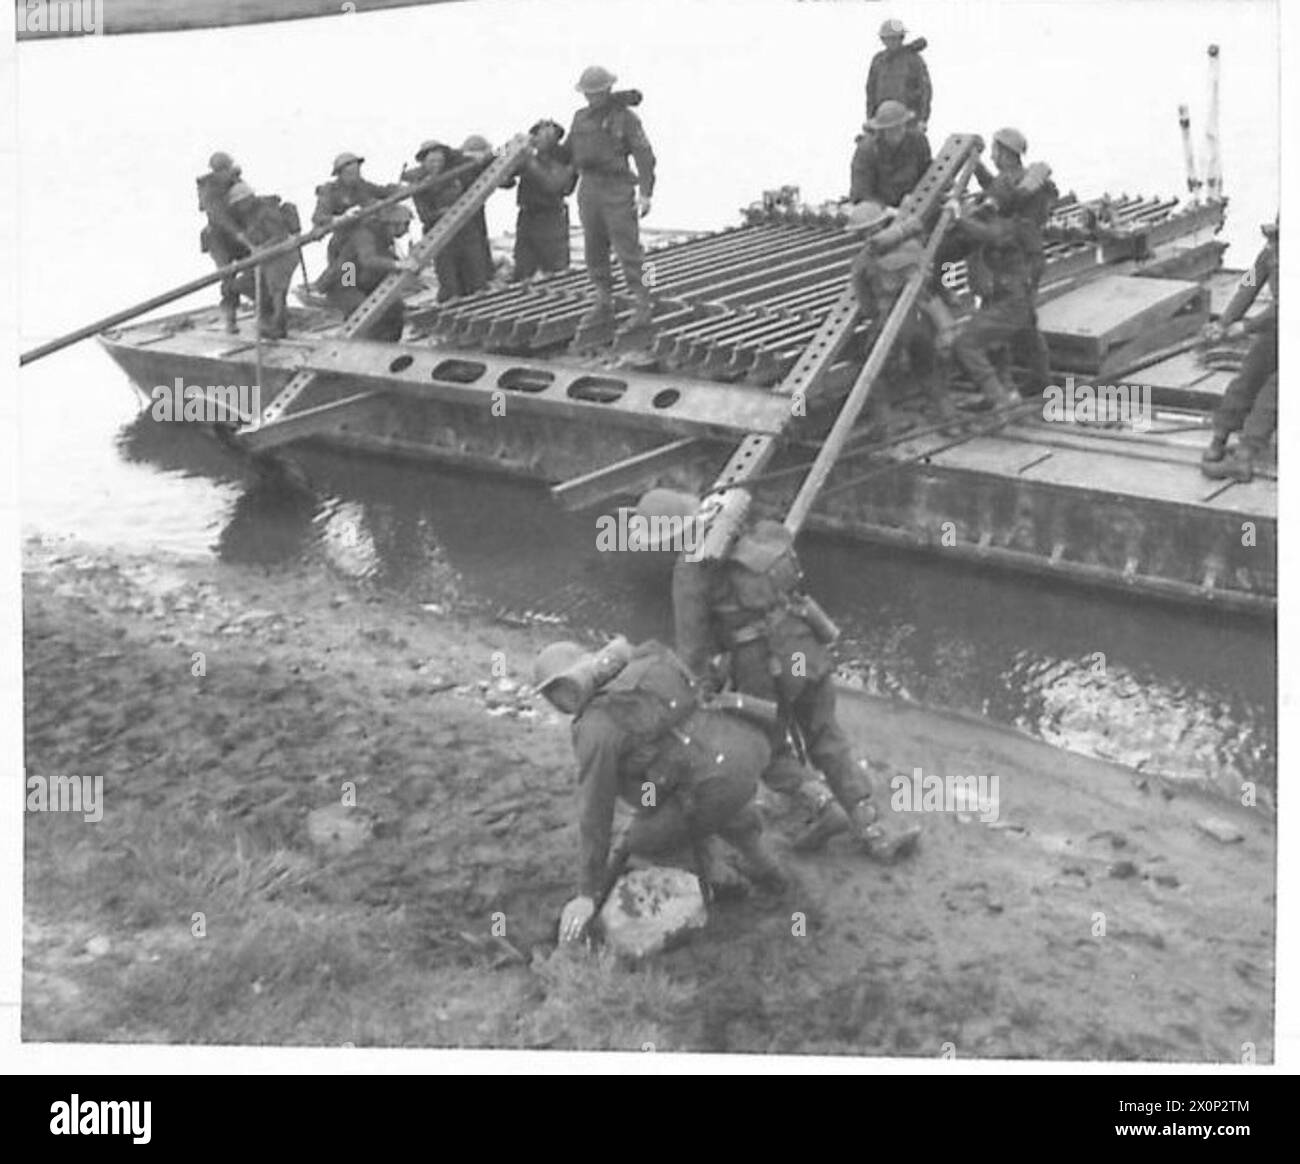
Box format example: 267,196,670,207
1204,44,1223,200
1177,104,1202,201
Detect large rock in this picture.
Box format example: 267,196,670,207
599,866,708,960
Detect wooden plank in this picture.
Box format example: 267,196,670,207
1039,274,1202,343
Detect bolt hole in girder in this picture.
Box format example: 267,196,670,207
389,354,415,373
567,376,628,404
498,368,554,393
652,389,681,409
431,359,488,384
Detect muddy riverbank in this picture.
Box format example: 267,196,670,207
21,536,1274,1059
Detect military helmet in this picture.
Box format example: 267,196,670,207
845,199,894,233
1262,215,1279,239
532,641,588,695
332,151,364,175
208,151,236,173
879,17,906,38
379,202,413,227
415,139,448,162
529,118,566,142
461,134,493,155
225,181,256,206
992,127,1028,156
576,64,617,94
867,100,914,131
636,488,700,521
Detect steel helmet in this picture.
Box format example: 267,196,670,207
879,18,906,38
576,64,617,94
209,151,236,172
380,202,413,227
845,199,894,232
636,488,700,521
532,641,588,695
461,134,493,154
332,151,364,175
633,488,701,554
415,139,448,161
225,181,256,206
867,100,914,131
992,127,1028,156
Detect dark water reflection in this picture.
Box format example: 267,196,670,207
116,414,1277,808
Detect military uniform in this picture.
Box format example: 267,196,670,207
514,143,577,279
673,523,878,835
315,217,406,341
849,128,932,208
865,43,932,124
197,168,250,326
977,159,1059,390
406,153,492,303
951,210,1037,406
568,97,656,312
570,641,780,899
229,194,301,340
1205,237,1279,478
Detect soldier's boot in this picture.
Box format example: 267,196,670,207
790,781,852,853
1202,444,1257,483
619,283,655,333
692,835,750,901
847,797,922,863
577,287,616,332
731,829,825,927
1200,431,1230,468
222,302,239,334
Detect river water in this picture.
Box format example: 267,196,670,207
16,0,1278,804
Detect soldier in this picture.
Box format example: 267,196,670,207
197,151,254,333
948,183,1038,412
1202,218,1279,482
536,636,807,945
315,202,418,342
974,128,1058,393
663,492,922,860
568,65,657,334
865,17,932,129
402,139,494,302
851,222,960,427
312,152,398,229
225,182,302,340
849,100,932,208
513,119,578,279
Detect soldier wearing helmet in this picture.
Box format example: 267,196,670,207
314,196,417,342
311,151,400,272
224,181,303,340
866,17,932,129
968,127,1059,396
512,119,578,279
535,635,808,945
196,150,255,333
568,64,658,336
850,99,932,208
665,492,922,860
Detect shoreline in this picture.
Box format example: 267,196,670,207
15,0,460,39
21,534,1274,1058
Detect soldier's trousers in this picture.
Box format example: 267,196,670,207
623,772,764,857
577,174,644,295
207,233,250,310
234,250,298,337
1213,325,1279,450
433,228,491,303
953,296,1034,392
514,207,571,279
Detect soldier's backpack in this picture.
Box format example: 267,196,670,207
724,520,803,617
594,640,701,789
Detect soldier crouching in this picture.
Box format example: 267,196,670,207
534,636,808,945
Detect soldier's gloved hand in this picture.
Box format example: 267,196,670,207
1202,321,1225,344
636,194,652,219
559,895,595,943
396,258,420,274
